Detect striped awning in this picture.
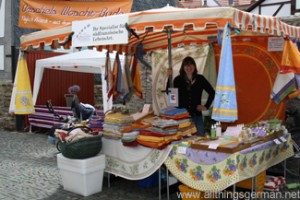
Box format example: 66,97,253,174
20,6,300,53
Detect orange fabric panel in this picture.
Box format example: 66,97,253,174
214,36,285,125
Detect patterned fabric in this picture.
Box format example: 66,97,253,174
271,72,296,104
10,54,34,114
164,134,293,192
212,23,237,122
280,38,300,74
102,137,173,180
151,44,210,115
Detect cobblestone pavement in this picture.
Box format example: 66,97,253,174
0,130,300,200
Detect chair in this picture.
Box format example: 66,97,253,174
64,94,74,107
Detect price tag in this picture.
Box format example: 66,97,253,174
280,136,287,142
177,146,187,154
273,139,281,144
208,143,219,149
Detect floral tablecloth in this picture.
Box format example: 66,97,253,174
164,134,294,191
102,137,173,180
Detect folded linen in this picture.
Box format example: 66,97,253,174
271,72,296,104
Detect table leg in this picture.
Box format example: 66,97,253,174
166,168,169,200
107,172,110,188
159,167,161,200
284,159,287,179
251,176,255,200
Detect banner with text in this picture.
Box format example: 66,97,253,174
72,14,128,47
19,0,133,29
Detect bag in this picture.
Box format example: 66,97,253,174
56,126,102,159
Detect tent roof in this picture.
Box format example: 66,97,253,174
36,49,107,73
20,6,300,53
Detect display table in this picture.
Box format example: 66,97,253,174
164,134,294,192
102,137,173,180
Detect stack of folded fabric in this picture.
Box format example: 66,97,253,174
137,118,181,149
103,112,134,139
159,106,197,137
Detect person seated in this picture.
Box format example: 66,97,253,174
68,85,96,123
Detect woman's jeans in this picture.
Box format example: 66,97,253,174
191,115,205,136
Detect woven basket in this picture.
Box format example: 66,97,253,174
57,127,102,159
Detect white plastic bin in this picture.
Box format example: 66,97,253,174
57,153,106,196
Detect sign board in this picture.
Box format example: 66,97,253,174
72,14,128,47
268,37,284,52
19,0,133,29
168,88,179,107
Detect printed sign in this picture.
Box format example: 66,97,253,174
268,37,284,52
19,0,133,29
168,88,179,107
72,14,128,47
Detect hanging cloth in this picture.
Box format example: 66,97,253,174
104,51,114,101
212,22,238,122
280,38,300,74
130,54,143,99
112,53,123,101
271,72,296,104
10,53,35,114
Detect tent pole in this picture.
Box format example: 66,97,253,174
167,28,173,88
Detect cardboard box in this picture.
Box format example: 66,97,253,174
236,170,266,192
57,153,105,196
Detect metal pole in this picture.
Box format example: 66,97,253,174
167,28,173,88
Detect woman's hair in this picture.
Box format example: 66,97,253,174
68,85,81,94
179,56,198,77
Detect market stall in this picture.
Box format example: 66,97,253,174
18,5,300,198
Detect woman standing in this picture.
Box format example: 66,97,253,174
169,56,215,136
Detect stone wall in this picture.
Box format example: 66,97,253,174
0,81,15,131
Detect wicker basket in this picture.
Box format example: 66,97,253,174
56,127,102,159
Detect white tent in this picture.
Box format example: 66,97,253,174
33,49,121,113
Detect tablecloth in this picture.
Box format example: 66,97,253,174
102,137,173,180
164,134,294,191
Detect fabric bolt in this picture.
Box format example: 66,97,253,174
271,72,296,104
212,22,238,122
152,118,179,128
160,113,191,120
159,106,188,116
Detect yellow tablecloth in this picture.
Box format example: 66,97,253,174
164,134,294,192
